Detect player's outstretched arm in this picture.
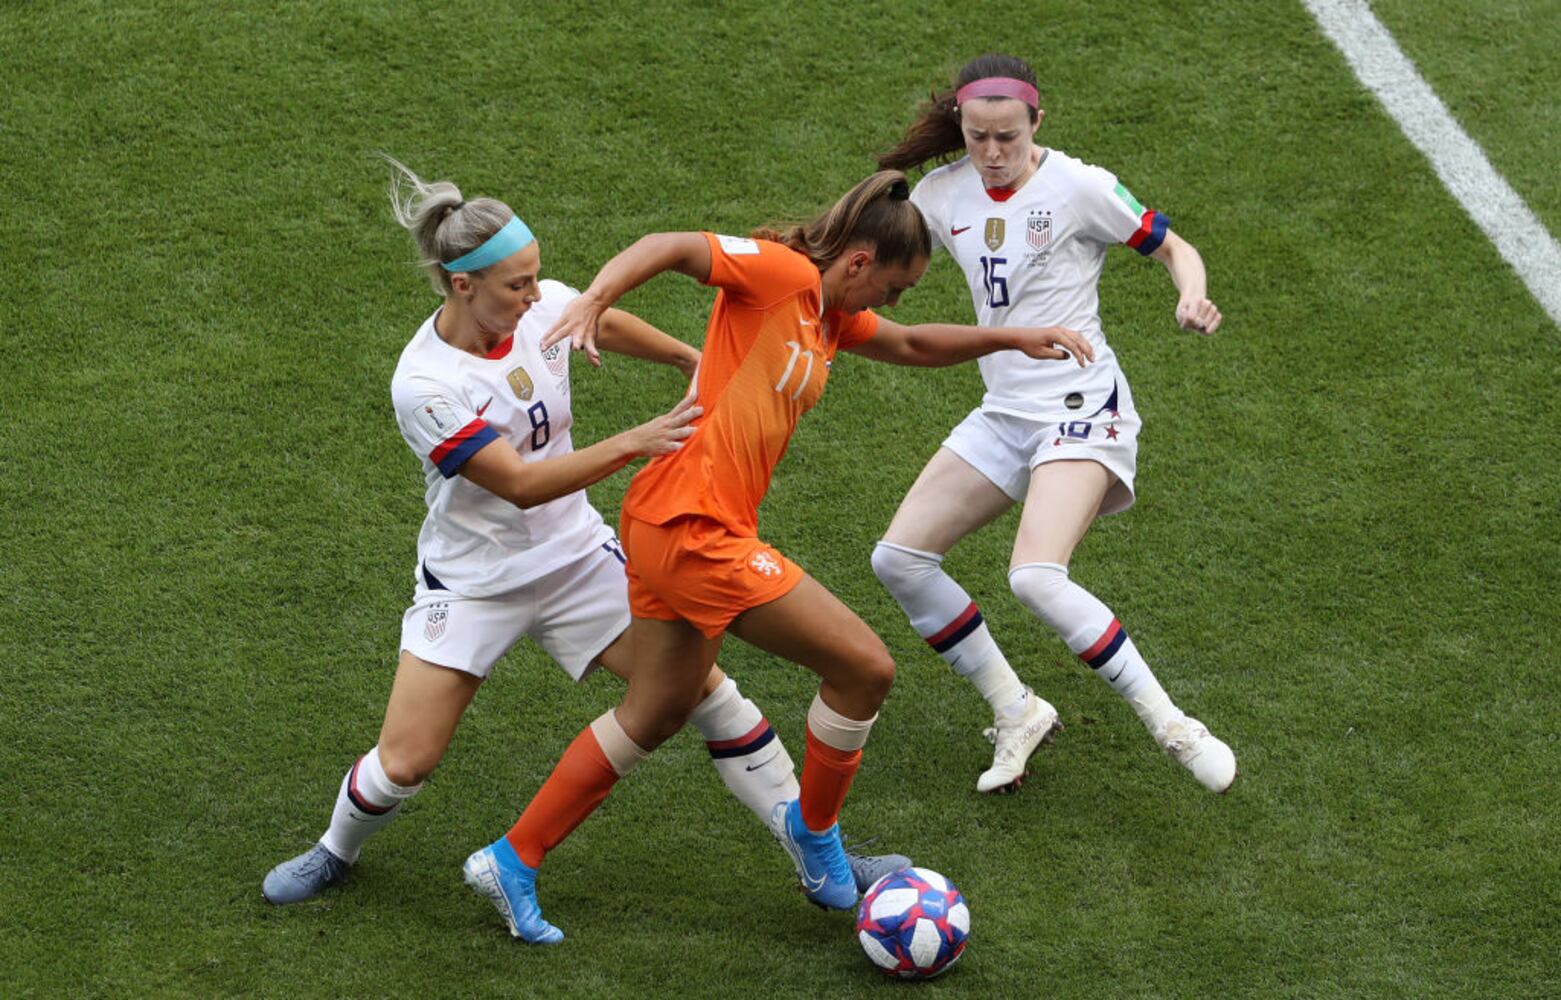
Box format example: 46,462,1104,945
847,318,1094,368
1149,230,1222,334
542,233,713,365
596,308,700,380
457,396,702,509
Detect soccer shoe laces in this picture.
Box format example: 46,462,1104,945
1155,716,1208,756
294,845,347,879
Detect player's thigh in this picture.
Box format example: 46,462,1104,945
883,446,1014,553
1011,459,1113,568
728,574,894,714
598,630,729,700
377,650,485,785
615,616,725,748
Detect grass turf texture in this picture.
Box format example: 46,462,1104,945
2,0,1558,996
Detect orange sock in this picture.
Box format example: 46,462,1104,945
505,726,620,868
799,727,862,832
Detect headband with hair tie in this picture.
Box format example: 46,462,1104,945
888,178,911,201
955,77,1039,110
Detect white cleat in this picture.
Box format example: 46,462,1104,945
1155,715,1237,793
976,691,1062,794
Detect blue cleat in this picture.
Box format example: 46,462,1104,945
462,838,564,944
262,842,351,905
769,799,858,911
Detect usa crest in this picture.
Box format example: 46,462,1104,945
507,366,535,401
1026,211,1052,250
542,343,567,378
984,218,1006,252
424,602,449,642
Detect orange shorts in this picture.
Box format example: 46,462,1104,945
620,513,805,639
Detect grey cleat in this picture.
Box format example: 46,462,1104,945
262,842,351,904
843,836,913,894
847,850,913,894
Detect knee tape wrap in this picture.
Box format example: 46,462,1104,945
1007,562,1072,632
870,540,943,592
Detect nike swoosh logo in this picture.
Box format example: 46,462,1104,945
475,397,493,416
744,753,779,772
951,225,971,236
779,824,829,892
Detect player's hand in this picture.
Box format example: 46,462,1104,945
1176,296,1221,335
1014,326,1094,367
542,294,607,366
628,394,702,456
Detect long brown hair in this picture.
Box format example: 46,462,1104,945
877,54,1040,173
751,170,930,271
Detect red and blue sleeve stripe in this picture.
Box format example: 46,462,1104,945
1125,210,1170,255
429,419,498,478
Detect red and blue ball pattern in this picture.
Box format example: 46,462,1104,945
856,867,969,979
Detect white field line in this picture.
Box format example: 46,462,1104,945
1302,0,1561,325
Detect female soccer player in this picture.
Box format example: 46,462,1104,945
261,159,897,905
461,170,1095,943
869,53,1236,795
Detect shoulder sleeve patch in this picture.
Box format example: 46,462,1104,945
413,396,462,439
716,234,760,256
1112,182,1146,216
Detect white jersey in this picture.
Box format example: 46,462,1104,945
911,150,1170,418
390,279,612,598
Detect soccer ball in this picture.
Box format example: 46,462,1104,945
855,867,969,979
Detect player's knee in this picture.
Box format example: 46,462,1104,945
622,680,706,750
870,540,941,595
377,742,441,788
852,641,897,706
1008,562,1071,631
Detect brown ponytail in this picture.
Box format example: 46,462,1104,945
751,170,929,271
877,53,1041,173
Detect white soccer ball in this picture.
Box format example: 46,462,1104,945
855,867,969,979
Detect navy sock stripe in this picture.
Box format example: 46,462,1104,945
1083,627,1127,670
707,726,777,759
929,609,984,653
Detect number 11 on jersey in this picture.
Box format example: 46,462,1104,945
980,256,1009,308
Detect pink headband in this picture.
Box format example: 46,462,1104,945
955,77,1039,109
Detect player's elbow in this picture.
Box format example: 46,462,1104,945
494,470,549,510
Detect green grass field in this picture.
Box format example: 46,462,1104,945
3,1,1557,996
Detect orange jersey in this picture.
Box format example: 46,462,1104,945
622,233,879,536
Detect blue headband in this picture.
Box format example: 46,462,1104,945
440,216,535,272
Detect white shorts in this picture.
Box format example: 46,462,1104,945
399,539,632,680
942,379,1140,516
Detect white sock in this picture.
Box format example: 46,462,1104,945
872,541,1029,715
1008,562,1177,731
318,746,422,864
688,677,799,824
